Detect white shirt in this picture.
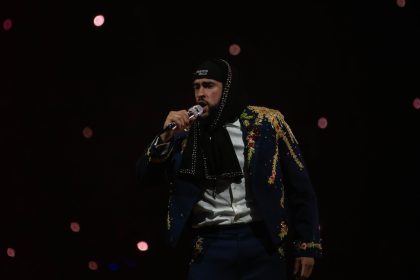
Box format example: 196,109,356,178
191,119,261,228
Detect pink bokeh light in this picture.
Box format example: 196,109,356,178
317,117,328,129
93,15,105,27
396,0,406,8
229,44,241,56
88,261,99,271
83,127,93,139
3,18,13,31
70,222,80,233
413,98,420,110
7,248,16,258
137,241,149,252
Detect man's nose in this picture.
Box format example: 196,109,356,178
196,86,205,96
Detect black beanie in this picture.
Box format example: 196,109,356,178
192,59,227,84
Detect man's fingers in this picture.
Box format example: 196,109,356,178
174,116,185,128
293,258,300,275
303,264,313,278
171,111,190,129
165,111,185,129
300,257,314,279
300,264,313,279
293,257,314,279
300,264,306,278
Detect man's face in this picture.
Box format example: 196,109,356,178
193,78,223,118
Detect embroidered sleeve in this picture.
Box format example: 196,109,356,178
293,240,323,258
274,112,305,171
245,106,304,170
146,135,175,163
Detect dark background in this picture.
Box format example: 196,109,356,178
1,1,419,279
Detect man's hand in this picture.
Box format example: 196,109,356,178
160,110,191,143
293,257,315,279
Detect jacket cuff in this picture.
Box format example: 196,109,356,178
293,240,323,258
146,136,174,163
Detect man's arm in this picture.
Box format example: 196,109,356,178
136,109,192,187
135,135,175,187
275,114,322,259
275,114,321,279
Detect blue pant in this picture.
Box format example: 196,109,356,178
188,222,287,280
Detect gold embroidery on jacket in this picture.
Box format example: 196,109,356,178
279,221,288,240
295,241,323,251
190,236,204,264
280,184,285,208
268,143,279,184
167,196,173,230
247,106,304,171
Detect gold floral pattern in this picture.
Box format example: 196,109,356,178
268,143,279,185
246,130,257,163
280,184,285,208
167,196,173,230
241,106,304,185
295,241,322,251
240,110,257,165
167,211,172,230
190,236,204,264
277,246,285,257
279,221,288,240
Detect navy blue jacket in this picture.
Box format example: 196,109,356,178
137,106,322,258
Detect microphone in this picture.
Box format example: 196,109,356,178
159,105,203,134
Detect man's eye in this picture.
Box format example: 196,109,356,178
193,82,214,89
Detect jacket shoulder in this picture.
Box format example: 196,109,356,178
242,106,298,142
242,105,286,123
246,105,284,117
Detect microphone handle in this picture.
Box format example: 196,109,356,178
159,112,196,135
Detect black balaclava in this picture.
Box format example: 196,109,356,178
179,59,247,183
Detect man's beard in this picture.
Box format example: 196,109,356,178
199,103,219,128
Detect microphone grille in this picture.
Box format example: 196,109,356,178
188,104,204,117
